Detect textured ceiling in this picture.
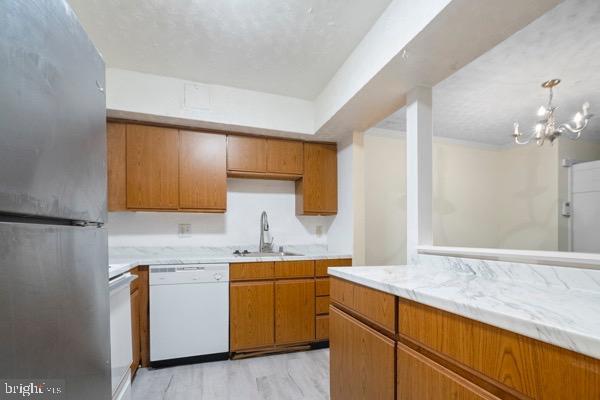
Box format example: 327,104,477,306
68,0,392,100
377,0,600,146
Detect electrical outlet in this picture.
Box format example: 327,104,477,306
316,225,323,237
178,223,192,238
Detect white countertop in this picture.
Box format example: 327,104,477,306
328,264,600,360
108,246,352,279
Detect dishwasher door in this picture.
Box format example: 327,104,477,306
149,265,229,362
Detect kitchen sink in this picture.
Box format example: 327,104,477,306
233,250,303,257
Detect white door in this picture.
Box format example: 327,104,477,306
571,160,600,253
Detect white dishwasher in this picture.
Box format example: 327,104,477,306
149,264,229,366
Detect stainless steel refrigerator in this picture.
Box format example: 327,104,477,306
0,1,111,399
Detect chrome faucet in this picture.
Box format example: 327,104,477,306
259,211,274,253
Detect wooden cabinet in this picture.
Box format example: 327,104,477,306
179,130,227,211
331,277,396,334
230,281,275,351
315,315,329,340
230,262,274,281
397,342,497,400
227,135,267,173
315,258,352,277
266,138,303,175
107,122,127,211
108,123,227,212
329,278,600,400
274,260,314,278
275,279,315,345
126,124,179,209
129,266,149,377
330,306,395,400
296,143,337,215
108,122,337,215
398,299,600,399
130,286,140,376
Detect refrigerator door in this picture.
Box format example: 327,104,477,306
0,1,107,223
0,222,111,400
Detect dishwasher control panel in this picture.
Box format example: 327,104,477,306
149,264,229,285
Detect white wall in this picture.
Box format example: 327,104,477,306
360,130,568,263
364,132,406,265
108,179,333,248
327,134,354,255
496,144,558,250
106,68,315,135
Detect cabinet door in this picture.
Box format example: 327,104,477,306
266,138,303,175
179,131,227,211
227,135,267,173
130,288,140,377
126,124,179,209
330,306,395,400
230,281,274,351
107,122,127,211
275,279,315,345
397,342,497,400
296,143,337,215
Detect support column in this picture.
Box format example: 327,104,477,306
406,86,433,262
352,131,366,266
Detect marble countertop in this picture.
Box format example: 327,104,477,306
109,246,352,279
328,264,600,360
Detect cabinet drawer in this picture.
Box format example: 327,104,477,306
315,315,329,340
274,260,314,279
315,258,352,277
315,296,329,315
397,342,498,400
330,278,396,334
315,278,330,296
398,299,600,399
230,262,274,281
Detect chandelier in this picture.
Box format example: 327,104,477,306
512,79,593,146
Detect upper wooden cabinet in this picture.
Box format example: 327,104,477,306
179,131,227,211
266,139,303,175
106,122,127,211
126,124,179,210
227,135,304,179
227,135,267,173
107,123,227,212
107,122,337,214
296,143,337,215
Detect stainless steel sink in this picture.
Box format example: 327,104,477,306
233,250,303,257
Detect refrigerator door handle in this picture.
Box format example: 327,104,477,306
109,273,137,293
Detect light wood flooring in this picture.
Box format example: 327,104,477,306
132,349,330,400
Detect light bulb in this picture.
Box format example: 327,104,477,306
537,106,547,116
535,123,544,138
574,112,583,124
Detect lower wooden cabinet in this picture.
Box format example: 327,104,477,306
330,306,395,400
230,281,275,351
397,342,497,400
130,287,141,376
275,279,315,345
